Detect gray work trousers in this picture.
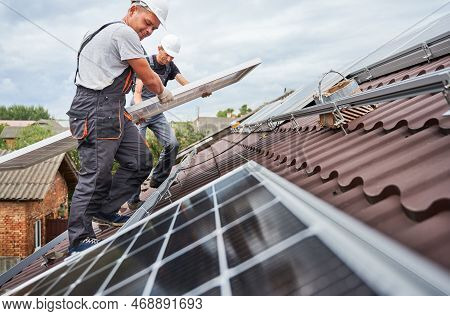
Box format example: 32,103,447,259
67,88,152,247
128,113,179,203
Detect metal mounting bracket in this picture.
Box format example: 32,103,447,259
421,42,433,63
364,67,374,80
332,103,348,135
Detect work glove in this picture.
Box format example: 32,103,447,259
158,87,174,104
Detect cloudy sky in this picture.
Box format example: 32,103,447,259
0,0,448,121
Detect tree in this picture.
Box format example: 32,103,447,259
14,125,54,149
0,105,51,120
0,124,6,149
144,122,206,167
173,122,206,151
216,108,235,118
238,104,252,117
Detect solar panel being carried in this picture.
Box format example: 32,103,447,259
7,162,449,296
0,58,261,171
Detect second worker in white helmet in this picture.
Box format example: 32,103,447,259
128,34,211,210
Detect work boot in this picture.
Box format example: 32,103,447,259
68,237,100,256
128,200,144,211
93,212,130,227
150,178,162,189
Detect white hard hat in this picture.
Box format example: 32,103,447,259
131,0,169,28
161,34,181,58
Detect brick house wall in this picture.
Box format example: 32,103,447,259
4,139,16,148
0,172,68,258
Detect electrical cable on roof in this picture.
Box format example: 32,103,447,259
180,123,265,170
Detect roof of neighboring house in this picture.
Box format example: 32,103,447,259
1,44,449,295
0,120,68,140
193,117,235,123
35,120,67,134
0,121,34,127
0,126,23,139
0,150,78,201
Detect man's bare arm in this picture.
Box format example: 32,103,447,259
134,78,143,104
175,73,189,86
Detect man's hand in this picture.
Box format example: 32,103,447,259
158,87,174,103
136,117,147,125
201,92,212,98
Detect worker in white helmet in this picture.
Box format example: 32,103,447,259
67,0,173,254
127,33,211,210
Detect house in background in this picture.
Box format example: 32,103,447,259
0,126,23,148
0,120,67,149
193,117,235,134
0,150,77,274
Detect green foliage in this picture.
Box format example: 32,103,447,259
0,105,51,120
173,122,206,151
67,148,122,175
216,108,235,118
0,124,5,149
68,149,81,170
238,104,252,117
144,122,206,167
15,125,54,149
146,131,164,166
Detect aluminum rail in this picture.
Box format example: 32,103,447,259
246,69,450,126
0,231,68,288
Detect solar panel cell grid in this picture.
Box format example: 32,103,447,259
151,238,220,296
164,212,216,259
107,270,152,296
147,206,178,226
129,219,172,253
216,174,260,203
199,287,221,296
175,196,214,227
218,185,275,226
69,264,117,296
12,164,383,296
223,203,307,268
230,236,375,296
106,240,164,289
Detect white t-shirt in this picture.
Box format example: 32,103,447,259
75,22,145,90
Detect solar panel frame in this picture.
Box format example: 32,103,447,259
128,58,262,122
